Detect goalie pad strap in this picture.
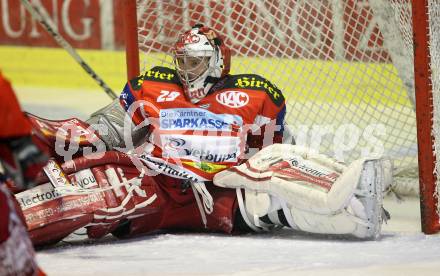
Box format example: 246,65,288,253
236,188,263,232
235,189,293,231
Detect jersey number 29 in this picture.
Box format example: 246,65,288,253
157,90,180,102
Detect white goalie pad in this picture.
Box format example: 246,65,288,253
213,144,392,239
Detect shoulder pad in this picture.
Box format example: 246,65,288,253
222,74,284,106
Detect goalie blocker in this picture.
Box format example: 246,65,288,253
213,144,392,240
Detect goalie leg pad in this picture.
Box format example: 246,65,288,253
214,144,359,214
214,144,390,239
350,159,387,239
15,160,162,246
284,160,387,239
288,205,359,234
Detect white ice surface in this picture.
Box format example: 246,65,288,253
15,88,440,276
34,198,440,276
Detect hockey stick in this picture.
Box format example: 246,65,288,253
20,0,117,100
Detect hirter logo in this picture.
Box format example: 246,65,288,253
216,91,249,108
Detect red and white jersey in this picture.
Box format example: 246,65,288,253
120,66,286,181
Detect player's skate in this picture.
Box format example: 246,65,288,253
213,144,392,240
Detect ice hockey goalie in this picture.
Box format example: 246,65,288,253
13,25,391,249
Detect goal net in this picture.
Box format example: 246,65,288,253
124,0,440,234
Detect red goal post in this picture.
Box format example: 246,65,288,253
124,0,140,80
412,0,440,234
122,0,440,234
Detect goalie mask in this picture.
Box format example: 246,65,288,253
173,25,231,103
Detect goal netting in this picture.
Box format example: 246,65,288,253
125,0,440,233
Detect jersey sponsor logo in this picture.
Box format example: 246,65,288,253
182,161,228,174
234,75,284,106
161,134,240,163
129,75,144,90
142,66,180,84
159,108,243,131
163,137,187,152
216,90,249,108
161,117,228,130
183,148,237,163
139,154,202,182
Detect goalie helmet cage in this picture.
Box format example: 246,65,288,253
123,0,440,234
